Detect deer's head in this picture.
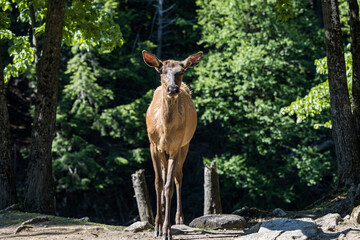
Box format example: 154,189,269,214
142,50,203,98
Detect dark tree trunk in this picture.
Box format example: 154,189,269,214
0,43,17,209
204,161,222,215
321,0,360,187
28,0,40,78
156,0,163,59
132,169,154,225
310,0,324,26
347,0,360,139
24,0,66,214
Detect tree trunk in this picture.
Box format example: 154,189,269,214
0,43,17,209
204,160,222,215
156,0,163,59
311,0,324,27
347,0,360,139
132,169,154,225
24,0,66,214
321,0,360,187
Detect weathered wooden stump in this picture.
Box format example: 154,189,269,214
204,160,222,215
131,169,154,225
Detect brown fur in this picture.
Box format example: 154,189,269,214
146,83,196,155
143,50,202,240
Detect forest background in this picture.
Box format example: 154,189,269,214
0,0,356,225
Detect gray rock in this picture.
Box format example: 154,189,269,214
271,208,287,217
237,218,317,240
246,222,262,234
79,216,90,221
171,224,203,235
124,221,153,232
259,218,317,234
232,206,267,219
189,214,247,229
276,229,310,240
351,205,360,224
236,230,284,240
315,213,342,231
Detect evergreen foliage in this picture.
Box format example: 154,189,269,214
51,0,201,222
193,0,335,209
1,0,348,224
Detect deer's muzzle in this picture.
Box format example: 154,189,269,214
166,85,179,97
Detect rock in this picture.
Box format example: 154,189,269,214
124,221,153,232
233,206,249,215
246,222,262,234
271,208,287,217
189,214,247,229
171,224,203,235
232,206,267,219
315,213,342,231
342,229,360,239
79,217,90,221
236,230,284,240
260,218,317,239
351,205,360,224
275,229,311,240
237,218,317,240
260,218,316,233
338,233,346,240
343,214,350,221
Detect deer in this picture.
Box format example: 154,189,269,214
142,50,203,240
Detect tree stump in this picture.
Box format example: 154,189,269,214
132,169,154,225
204,160,222,215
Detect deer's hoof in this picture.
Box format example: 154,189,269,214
154,223,162,237
175,213,184,225
161,225,172,240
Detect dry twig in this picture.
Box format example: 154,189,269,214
14,216,49,234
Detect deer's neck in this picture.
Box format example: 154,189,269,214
161,88,180,125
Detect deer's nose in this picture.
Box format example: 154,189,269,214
167,85,179,95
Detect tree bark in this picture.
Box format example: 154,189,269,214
156,0,163,59
0,43,17,209
28,0,40,79
132,169,154,225
321,0,360,187
24,0,66,214
204,160,222,215
347,0,360,139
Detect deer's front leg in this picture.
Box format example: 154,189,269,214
162,155,177,240
174,143,189,225
150,144,165,237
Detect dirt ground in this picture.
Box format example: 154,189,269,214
0,224,246,240
1,222,360,240
1,210,360,240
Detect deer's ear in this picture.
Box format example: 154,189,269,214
182,51,203,70
142,50,162,72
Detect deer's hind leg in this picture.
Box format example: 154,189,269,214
174,143,189,225
150,144,167,237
